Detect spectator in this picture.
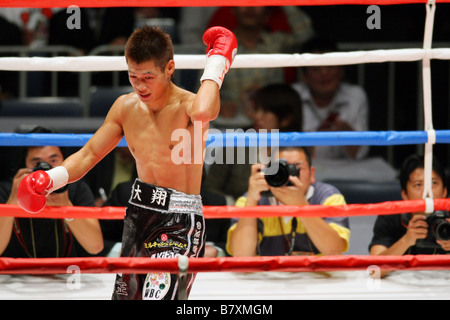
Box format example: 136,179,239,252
0,126,103,257
292,36,369,160
0,15,23,99
210,6,313,129
202,83,303,204
93,7,181,88
369,154,449,259
227,146,350,256
97,7,180,47
178,7,218,46
48,8,96,54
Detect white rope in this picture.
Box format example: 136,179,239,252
2,48,450,71
422,1,436,203
424,197,435,214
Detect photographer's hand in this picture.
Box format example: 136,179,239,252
405,214,429,247
6,168,32,205
246,163,269,205
371,214,429,259
270,176,308,206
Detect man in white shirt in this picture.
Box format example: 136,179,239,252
292,37,369,160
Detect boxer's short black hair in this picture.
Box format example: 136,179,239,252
125,25,174,71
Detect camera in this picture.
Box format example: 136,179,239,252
32,161,68,194
416,210,450,248
260,160,299,197
263,159,300,188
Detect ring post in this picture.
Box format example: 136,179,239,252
177,255,189,300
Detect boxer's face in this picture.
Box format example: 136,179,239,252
25,146,64,169
127,58,175,104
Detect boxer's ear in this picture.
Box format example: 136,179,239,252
166,60,175,77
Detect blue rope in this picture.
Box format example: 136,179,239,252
0,130,449,147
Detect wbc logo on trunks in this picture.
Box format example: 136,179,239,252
171,120,279,174
142,272,171,300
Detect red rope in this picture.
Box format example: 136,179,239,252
0,255,449,274
1,198,450,219
2,0,449,8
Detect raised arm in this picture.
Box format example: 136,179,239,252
187,27,237,126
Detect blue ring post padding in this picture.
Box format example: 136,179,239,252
0,130,449,147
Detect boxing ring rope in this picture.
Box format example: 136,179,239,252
0,1,450,281
1,196,450,274
2,49,450,71
2,255,450,275
2,0,450,8
1,130,450,147
2,199,450,220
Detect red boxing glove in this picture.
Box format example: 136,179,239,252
17,170,52,213
200,26,237,89
17,167,68,214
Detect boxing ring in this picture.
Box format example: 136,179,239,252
1,0,450,301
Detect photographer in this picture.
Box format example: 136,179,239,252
369,154,450,261
0,126,103,257
227,146,350,256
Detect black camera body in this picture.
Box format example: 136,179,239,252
32,161,68,194
263,159,300,187
260,160,300,197
416,210,450,248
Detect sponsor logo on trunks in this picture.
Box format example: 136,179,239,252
171,121,279,174
144,237,187,250
115,281,128,296
142,272,171,300
145,241,187,250
192,221,202,254
150,251,180,258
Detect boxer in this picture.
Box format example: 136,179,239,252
17,26,237,300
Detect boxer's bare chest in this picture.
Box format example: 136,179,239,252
124,102,190,158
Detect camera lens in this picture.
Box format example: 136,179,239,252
263,160,299,188
264,164,290,187
432,220,450,241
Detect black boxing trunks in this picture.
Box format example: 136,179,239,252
112,179,205,300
